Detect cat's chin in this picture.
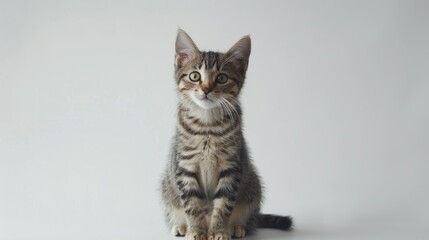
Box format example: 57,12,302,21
190,95,219,110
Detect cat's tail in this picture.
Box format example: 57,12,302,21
257,214,293,230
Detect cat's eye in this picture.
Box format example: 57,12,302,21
189,71,201,82
216,74,228,84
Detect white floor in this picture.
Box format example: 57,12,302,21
10,223,425,240
150,224,429,240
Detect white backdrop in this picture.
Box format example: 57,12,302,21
1,1,428,240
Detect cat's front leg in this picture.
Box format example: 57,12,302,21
208,167,241,240
208,199,233,240
182,198,207,240
175,166,208,240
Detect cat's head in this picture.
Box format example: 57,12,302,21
174,29,251,110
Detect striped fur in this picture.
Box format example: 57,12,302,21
161,29,292,240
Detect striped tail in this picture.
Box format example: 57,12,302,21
257,214,293,230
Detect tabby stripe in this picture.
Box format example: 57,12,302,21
175,167,198,179
215,59,221,71
178,115,199,135
204,56,208,69
217,141,235,149
180,189,205,200
180,108,236,128
178,132,190,140
178,114,239,136
233,176,241,183
197,61,203,69
177,73,187,84
182,145,198,151
179,153,198,160
176,180,185,190
213,187,237,201
225,204,234,213
218,167,242,180
179,106,190,113
188,116,227,128
218,208,233,218
219,148,229,155
185,208,203,216
183,198,191,207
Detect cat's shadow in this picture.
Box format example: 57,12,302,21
243,228,325,240
168,228,328,240
244,229,292,240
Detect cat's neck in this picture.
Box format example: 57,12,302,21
179,102,224,124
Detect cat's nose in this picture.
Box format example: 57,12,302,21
202,88,211,95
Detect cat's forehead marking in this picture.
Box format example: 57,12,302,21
194,52,223,84
199,51,222,71
200,61,208,82
196,55,218,82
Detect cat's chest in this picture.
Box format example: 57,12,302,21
186,135,222,159
185,136,228,195
198,136,220,194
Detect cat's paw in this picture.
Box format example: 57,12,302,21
230,225,246,238
208,232,231,240
186,230,207,240
171,224,187,236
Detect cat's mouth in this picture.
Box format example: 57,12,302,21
190,93,218,109
202,96,213,101
195,94,213,102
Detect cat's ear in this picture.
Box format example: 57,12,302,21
225,35,251,74
175,29,200,67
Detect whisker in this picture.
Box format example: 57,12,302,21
220,99,234,122
222,97,241,123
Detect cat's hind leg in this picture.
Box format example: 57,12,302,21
229,203,258,238
168,207,188,236
171,224,187,237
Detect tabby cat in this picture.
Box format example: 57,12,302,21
161,29,292,240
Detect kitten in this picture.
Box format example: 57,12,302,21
161,29,292,240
